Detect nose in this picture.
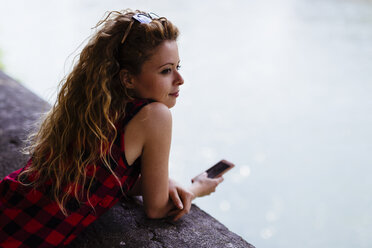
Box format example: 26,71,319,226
175,71,184,85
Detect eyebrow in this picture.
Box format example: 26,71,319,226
157,60,181,69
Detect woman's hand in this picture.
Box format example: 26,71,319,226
167,178,195,221
167,174,224,221
189,172,224,198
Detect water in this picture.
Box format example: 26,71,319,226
1,0,372,247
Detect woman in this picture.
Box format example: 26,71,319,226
0,9,224,247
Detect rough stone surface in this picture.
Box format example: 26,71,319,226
0,70,255,248
0,70,50,177
67,197,254,248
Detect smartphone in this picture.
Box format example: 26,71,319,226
191,159,235,183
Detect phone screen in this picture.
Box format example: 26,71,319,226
206,161,230,178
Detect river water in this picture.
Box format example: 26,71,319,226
1,0,372,247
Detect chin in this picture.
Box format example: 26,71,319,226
166,101,176,109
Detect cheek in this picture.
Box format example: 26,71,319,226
138,81,160,97
145,79,163,93
136,77,152,92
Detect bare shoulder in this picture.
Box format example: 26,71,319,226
136,102,172,130
124,102,172,165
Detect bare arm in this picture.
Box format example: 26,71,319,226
126,102,224,220
138,102,175,219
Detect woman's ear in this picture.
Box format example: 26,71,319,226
120,69,135,89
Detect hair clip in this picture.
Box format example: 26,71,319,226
121,12,160,44
132,13,152,24
132,12,159,24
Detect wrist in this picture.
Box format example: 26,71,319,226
188,183,201,199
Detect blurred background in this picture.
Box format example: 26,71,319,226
1,0,372,247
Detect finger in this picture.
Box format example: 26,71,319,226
167,209,181,217
215,176,224,184
173,210,186,221
179,200,191,215
174,203,192,221
169,189,184,209
178,191,193,209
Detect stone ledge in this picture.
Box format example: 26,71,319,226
0,70,254,248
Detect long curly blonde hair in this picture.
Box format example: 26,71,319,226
19,9,179,215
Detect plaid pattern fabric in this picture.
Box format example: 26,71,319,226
0,99,152,247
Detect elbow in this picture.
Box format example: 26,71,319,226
144,207,167,219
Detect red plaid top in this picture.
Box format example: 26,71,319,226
0,99,152,247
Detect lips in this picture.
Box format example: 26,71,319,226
169,91,179,97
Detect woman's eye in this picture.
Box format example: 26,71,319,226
161,68,172,74
161,65,181,74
